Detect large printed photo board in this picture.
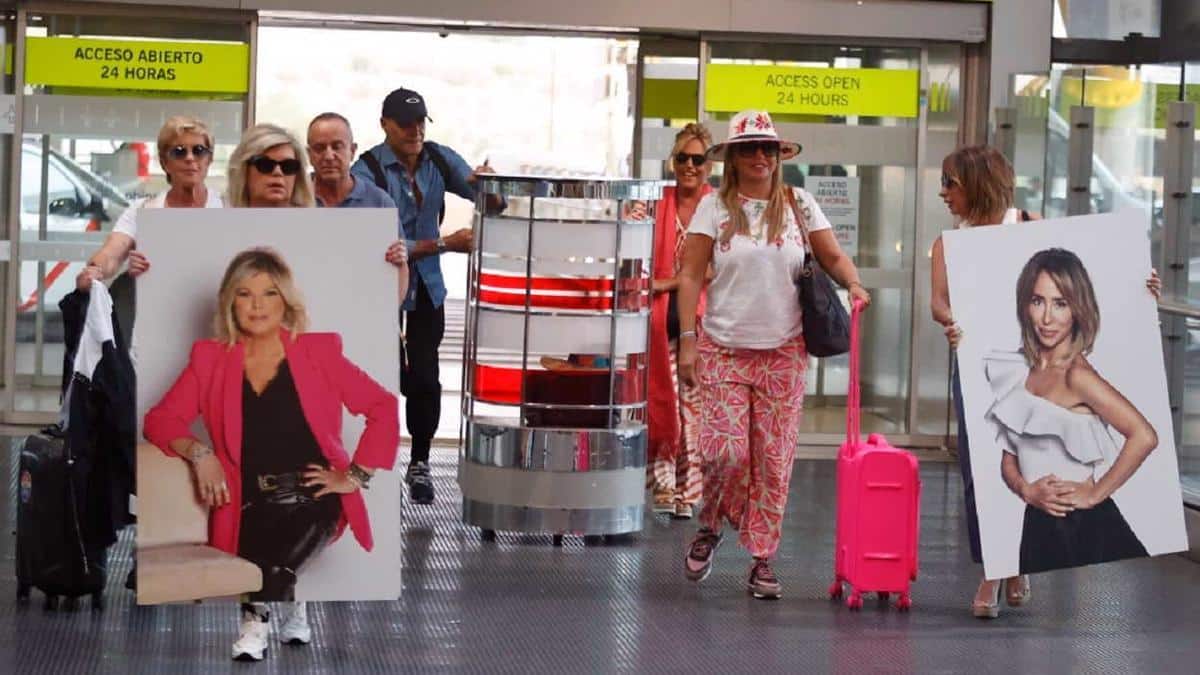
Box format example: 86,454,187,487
944,211,1187,580
134,208,402,603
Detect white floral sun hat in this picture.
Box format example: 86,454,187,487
705,110,802,161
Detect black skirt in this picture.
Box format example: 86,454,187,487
1019,497,1148,575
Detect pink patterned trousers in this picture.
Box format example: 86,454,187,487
696,332,807,560
648,341,704,505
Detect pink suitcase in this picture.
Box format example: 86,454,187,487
828,300,921,611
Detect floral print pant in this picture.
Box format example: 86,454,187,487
696,332,807,560
648,340,704,505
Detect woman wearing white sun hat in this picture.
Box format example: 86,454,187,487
676,110,870,599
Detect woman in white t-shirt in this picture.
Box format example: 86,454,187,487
75,115,223,290
677,110,870,599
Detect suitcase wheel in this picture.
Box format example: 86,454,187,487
828,579,843,600
846,591,863,610
91,592,105,611
43,594,59,611
62,596,79,612
480,529,497,543
896,593,912,612
552,534,564,547
877,591,890,604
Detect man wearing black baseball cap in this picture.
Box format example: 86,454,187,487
351,87,502,505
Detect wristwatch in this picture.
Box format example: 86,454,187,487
435,237,447,254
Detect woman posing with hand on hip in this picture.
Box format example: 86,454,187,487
677,111,869,599
929,145,1161,619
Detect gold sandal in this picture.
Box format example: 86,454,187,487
971,578,1002,619
1005,575,1031,607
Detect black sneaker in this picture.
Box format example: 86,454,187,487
406,461,435,505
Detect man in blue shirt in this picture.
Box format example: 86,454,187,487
308,111,410,307
351,88,501,505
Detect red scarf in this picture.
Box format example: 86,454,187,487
647,183,712,464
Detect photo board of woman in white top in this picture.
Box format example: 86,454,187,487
943,211,1187,580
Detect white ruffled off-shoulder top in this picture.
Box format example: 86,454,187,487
983,350,1120,483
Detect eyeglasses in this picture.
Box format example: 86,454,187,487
940,173,959,189
674,152,707,167
733,141,780,158
248,155,302,176
167,144,211,160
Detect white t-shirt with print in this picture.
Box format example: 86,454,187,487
111,188,224,241
688,187,833,349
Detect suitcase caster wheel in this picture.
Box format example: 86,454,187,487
62,596,79,612
552,535,564,547
828,580,843,600
877,591,890,604
846,592,863,610
583,535,604,546
44,595,60,611
91,592,105,611
896,594,912,612
480,529,496,543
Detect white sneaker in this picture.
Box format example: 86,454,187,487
278,602,312,645
232,608,270,661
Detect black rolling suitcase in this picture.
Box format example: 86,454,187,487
15,426,108,610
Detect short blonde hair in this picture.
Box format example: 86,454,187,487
943,145,1014,226
1015,248,1100,366
668,122,714,165
214,247,308,345
156,115,214,181
226,123,315,208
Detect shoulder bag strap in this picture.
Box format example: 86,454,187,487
784,186,812,256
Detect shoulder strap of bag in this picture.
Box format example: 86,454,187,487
784,186,812,256
1019,208,1032,222
358,151,388,191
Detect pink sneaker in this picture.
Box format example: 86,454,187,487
684,529,723,582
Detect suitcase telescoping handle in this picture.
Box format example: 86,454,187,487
844,298,866,452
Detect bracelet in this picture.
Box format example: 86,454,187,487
678,330,697,339
185,441,213,463
346,463,372,490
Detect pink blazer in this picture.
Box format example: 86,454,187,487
143,329,399,555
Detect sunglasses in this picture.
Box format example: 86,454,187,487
733,141,780,157
674,152,707,167
248,155,302,176
940,173,959,189
167,144,211,160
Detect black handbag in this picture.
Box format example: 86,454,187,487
787,189,851,357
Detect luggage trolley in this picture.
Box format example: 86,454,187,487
459,175,666,546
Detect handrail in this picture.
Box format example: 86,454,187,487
1158,299,1200,321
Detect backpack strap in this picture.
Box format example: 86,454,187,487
358,151,388,191
1019,209,1032,222
423,143,453,225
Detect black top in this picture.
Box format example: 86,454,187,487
241,360,326,492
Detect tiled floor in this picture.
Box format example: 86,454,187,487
3,439,1200,674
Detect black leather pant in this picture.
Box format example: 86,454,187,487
237,479,341,602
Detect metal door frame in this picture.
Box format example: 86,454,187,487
0,1,256,424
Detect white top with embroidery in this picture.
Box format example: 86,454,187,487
984,349,1121,483
687,187,832,349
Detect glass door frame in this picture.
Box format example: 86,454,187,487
636,32,988,451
